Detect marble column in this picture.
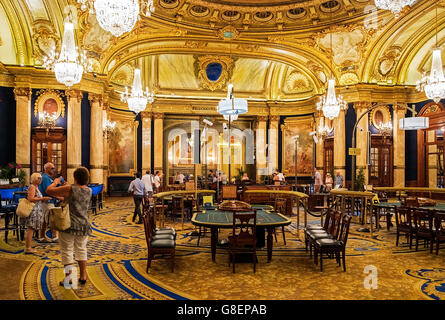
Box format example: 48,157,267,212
428,130,437,188
393,104,406,187
66,89,83,184
153,112,164,174
268,116,280,174
333,107,347,184
89,94,104,184
256,116,267,180
14,87,32,184
354,102,371,185
141,111,152,174
314,112,324,178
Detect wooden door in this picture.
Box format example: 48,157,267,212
369,135,393,187
323,137,334,180
31,128,67,178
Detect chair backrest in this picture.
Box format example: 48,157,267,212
338,215,352,246
274,198,287,215
172,195,183,211
322,208,333,230
326,210,342,238
435,213,445,236
413,208,435,233
142,210,153,251
395,206,412,228
222,185,237,200
231,210,257,247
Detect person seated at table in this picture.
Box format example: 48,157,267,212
174,172,185,184
23,173,52,254
314,168,321,193
325,173,333,192
241,173,250,181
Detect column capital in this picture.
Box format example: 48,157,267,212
394,103,408,113
140,111,153,119
269,115,280,122
153,112,164,120
353,101,372,113
88,93,103,104
257,115,268,122
13,87,31,100
66,89,83,103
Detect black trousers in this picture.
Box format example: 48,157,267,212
133,195,143,222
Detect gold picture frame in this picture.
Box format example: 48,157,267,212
370,105,391,129
34,89,65,119
194,55,234,91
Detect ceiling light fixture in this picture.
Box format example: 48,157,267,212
374,0,417,18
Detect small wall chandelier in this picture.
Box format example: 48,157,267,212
376,121,393,135
120,68,154,114
317,117,333,138
38,111,58,133
103,119,116,138
374,0,417,17
218,84,248,119
416,1,445,102
43,21,91,88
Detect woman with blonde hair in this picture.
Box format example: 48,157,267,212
46,167,92,285
24,173,51,254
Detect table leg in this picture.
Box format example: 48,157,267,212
211,227,218,262
266,227,273,262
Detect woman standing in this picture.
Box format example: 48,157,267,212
46,167,92,285
24,173,51,254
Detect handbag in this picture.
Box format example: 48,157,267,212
49,202,71,231
16,198,35,218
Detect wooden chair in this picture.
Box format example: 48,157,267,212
304,209,332,252
142,197,176,239
306,209,342,258
412,208,436,253
170,195,187,229
273,198,287,245
313,215,352,272
228,210,257,273
222,185,237,201
142,209,176,272
434,212,445,255
395,207,414,248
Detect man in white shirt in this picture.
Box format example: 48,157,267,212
175,172,185,184
142,170,154,200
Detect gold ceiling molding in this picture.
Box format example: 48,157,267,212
372,46,402,84
31,21,60,65
283,70,313,94
194,55,234,91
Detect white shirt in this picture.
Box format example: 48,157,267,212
154,175,161,188
141,174,153,192
175,174,185,184
278,173,285,181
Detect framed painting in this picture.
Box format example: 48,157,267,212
281,116,314,176
34,89,65,119
108,118,138,175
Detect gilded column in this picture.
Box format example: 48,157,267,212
14,87,32,184
333,107,347,183
314,112,324,178
102,103,109,192
89,94,104,184
256,116,268,180
354,102,371,185
153,112,164,173
66,89,83,184
428,130,437,188
141,111,152,174
268,116,280,174
393,104,406,187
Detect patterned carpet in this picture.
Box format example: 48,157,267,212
0,197,444,300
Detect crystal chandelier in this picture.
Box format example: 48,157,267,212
43,22,91,88
120,68,154,114
316,79,347,120
103,119,116,137
416,2,445,103
316,6,347,120
374,0,417,17
38,111,58,131
94,0,140,37
218,84,248,119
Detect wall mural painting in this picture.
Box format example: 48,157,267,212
109,119,136,175
281,116,314,176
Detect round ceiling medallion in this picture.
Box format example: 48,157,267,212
320,0,341,13
222,10,241,21
287,8,306,19
159,0,179,9
254,11,273,22
190,5,210,17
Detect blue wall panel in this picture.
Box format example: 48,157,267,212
0,86,16,166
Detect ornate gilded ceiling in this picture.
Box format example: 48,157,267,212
0,0,444,114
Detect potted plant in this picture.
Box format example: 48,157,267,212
355,168,366,192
